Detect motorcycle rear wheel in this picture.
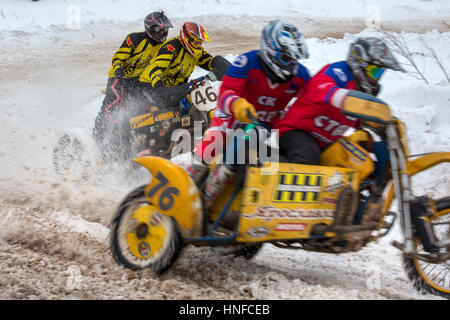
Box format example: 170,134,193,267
404,197,450,299
110,185,182,275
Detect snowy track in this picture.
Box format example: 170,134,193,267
1,2,449,300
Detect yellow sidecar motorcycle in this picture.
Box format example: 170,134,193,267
109,91,450,298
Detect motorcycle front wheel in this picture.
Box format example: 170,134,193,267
404,197,450,299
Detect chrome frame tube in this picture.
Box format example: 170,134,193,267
386,124,415,253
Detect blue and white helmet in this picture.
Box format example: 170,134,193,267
259,20,309,81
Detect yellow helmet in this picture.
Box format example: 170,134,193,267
179,22,210,56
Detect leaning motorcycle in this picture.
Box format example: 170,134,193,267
52,72,219,179
109,91,450,298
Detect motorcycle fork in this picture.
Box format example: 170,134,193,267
387,124,415,254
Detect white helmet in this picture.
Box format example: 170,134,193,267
259,20,309,81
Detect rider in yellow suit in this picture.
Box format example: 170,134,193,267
139,22,230,109
93,11,173,158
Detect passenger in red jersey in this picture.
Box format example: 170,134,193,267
183,20,311,210
275,37,405,165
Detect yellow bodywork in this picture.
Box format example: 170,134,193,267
321,130,374,182
133,157,204,238
208,162,360,242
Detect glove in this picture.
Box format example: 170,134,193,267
211,55,231,81
231,98,257,123
151,83,191,109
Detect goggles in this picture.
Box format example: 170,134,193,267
365,64,385,80
186,33,203,47
275,51,297,66
152,25,168,37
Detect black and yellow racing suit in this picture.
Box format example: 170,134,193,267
93,31,162,157
139,36,214,89
108,31,162,80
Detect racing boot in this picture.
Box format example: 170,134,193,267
203,164,235,211
410,197,440,253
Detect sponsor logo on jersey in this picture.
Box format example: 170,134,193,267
332,68,347,82
257,95,278,107
314,115,352,137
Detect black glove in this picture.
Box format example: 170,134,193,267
211,55,231,81
151,83,191,109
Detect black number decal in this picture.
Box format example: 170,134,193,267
147,172,179,211
205,86,217,102
194,90,207,106
147,171,168,197
159,187,179,211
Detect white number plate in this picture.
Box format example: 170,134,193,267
190,82,218,112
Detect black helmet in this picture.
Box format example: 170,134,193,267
347,37,404,95
144,11,173,43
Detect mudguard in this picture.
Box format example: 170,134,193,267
133,156,204,238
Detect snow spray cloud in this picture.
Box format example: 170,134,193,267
66,5,81,30
170,121,279,174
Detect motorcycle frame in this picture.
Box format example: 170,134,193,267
383,121,450,254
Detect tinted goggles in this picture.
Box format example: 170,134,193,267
152,25,168,37
275,51,297,66
365,64,385,80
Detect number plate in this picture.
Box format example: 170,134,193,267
190,82,218,112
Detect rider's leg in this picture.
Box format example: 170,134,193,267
181,115,231,186
93,78,118,157
279,130,321,165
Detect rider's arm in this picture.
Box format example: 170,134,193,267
108,32,148,78
196,49,214,71
216,54,251,116
301,64,356,109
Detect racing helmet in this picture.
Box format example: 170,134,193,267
259,20,309,81
179,22,210,56
347,37,404,96
144,11,173,43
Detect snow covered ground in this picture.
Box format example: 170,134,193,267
0,0,449,300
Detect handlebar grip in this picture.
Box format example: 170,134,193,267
246,110,259,123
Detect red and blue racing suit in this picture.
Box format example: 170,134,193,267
276,60,360,149
194,50,310,162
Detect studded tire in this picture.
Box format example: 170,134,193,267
109,185,182,275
